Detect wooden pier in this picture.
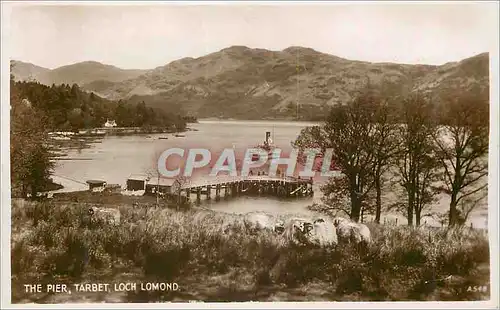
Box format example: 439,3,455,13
145,175,314,203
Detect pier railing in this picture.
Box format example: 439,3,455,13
180,175,312,190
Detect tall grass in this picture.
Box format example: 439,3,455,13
11,200,490,302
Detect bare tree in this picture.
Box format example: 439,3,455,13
318,175,353,217
292,125,327,172
414,154,441,226
434,93,489,226
459,192,487,227
395,94,439,226
318,92,379,222
295,87,401,223
171,176,190,210
371,98,400,223
145,168,160,207
293,125,326,150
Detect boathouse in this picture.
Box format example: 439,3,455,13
126,174,148,191
86,180,107,192
145,178,173,195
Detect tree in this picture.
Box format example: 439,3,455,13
434,93,489,226
306,177,358,219
10,78,54,198
135,101,148,127
145,168,160,207
371,95,400,223
68,108,84,131
294,91,379,222
171,176,190,211
292,125,327,172
294,86,404,222
293,125,326,150
457,192,487,226
395,94,439,226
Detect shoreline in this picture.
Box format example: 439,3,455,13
50,126,188,137
45,126,190,193
198,117,320,122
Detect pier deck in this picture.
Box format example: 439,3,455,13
146,175,314,202
181,175,312,189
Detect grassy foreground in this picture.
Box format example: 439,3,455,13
11,199,490,303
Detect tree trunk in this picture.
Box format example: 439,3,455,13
449,157,461,227
21,184,27,199
407,205,414,226
449,193,458,227
375,173,382,223
31,186,38,201
407,190,414,226
348,175,361,222
415,207,421,226
350,190,361,222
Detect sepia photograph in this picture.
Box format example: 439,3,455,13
1,1,498,307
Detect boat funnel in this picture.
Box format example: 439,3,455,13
265,131,271,143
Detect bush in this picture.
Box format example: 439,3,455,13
11,201,490,302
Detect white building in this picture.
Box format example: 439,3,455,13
104,119,117,128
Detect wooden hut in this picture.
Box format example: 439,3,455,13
86,180,107,192
126,174,148,191
145,178,172,195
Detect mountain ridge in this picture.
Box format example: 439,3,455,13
11,46,489,120
11,60,148,86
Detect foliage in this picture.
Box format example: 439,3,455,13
294,87,399,222
10,75,188,198
10,77,54,198
371,100,400,223
11,201,490,302
12,80,187,131
394,94,440,226
294,79,489,229
434,92,489,226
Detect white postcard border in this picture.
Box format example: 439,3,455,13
1,1,499,309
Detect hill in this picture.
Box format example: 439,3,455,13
10,60,50,81
412,52,489,102
11,60,148,86
12,47,489,120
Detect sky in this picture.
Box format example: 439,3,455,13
5,1,499,69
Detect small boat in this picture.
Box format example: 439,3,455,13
174,134,185,138
158,137,169,140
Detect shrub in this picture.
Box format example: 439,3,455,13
11,201,490,302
